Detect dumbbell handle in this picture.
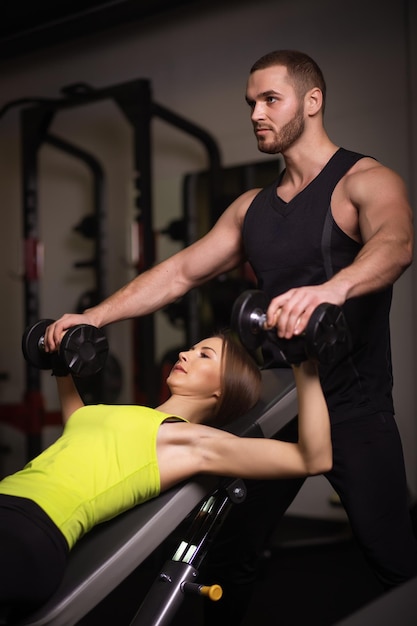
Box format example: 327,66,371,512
36,333,67,377
248,308,267,334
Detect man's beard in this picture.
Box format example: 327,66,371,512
256,106,305,154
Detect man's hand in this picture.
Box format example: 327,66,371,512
266,284,346,339
44,313,98,352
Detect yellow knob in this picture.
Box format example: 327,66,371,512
200,584,223,602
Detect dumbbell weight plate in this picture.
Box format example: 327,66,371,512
305,303,350,366
231,290,269,351
22,319,56,370
60,324,109,377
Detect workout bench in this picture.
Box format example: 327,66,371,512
9,368,296,626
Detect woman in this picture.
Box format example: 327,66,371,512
0,332,331,618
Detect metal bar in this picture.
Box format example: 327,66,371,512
44,133,107,303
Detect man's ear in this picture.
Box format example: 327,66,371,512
305,87,323,116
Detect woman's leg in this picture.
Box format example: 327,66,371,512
0,496,68,618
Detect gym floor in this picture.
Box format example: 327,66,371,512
77,507,416,625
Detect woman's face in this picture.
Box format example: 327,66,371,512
166,337,223,401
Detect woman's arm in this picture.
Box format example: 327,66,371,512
55,375,85,424
290,360,332,474
196,360,331,479
157,361,332,490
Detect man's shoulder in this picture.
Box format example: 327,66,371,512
228,187,265,223
345,156,400,186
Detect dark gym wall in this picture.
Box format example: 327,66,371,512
0,0,416,514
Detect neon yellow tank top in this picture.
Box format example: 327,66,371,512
0,405,184,549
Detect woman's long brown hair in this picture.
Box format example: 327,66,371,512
213,332,261,427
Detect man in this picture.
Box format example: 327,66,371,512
45,50,417,622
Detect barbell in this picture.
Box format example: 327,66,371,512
22,319,109,377
231,290,351,365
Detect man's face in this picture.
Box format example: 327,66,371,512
245,65,305,154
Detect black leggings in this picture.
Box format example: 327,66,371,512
202,412,417,625
0,495,69,620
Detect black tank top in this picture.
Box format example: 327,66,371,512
242,148,394,422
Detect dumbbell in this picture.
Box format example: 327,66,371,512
231,290,350,365
22,319,109,377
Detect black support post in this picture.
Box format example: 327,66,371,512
21,105,55,460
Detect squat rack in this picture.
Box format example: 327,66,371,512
1,78,223,461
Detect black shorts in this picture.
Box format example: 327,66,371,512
0,494,69,619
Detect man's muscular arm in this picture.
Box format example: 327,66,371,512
267,163,413,339
44,189,258,351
